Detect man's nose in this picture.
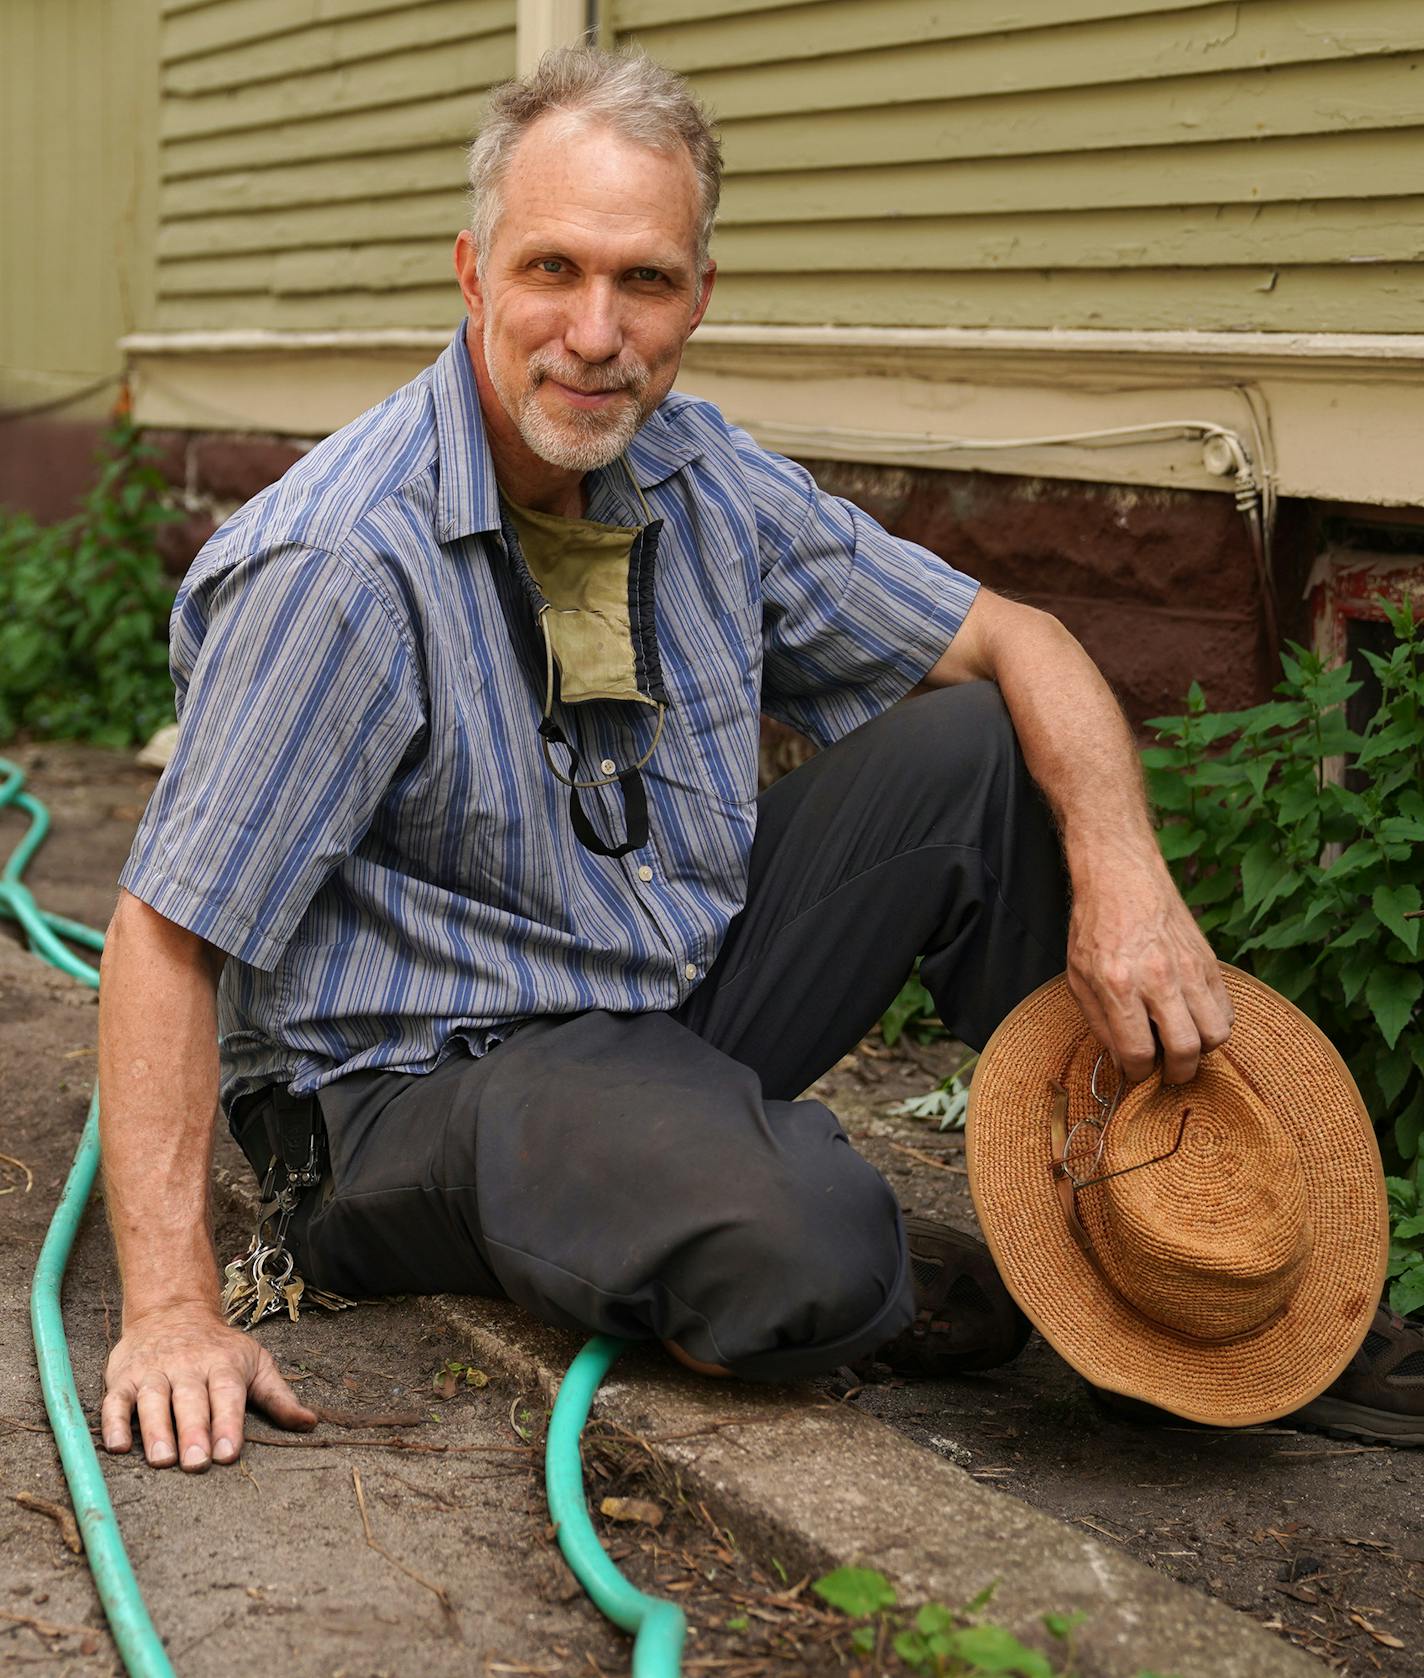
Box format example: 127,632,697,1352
563,281,624,364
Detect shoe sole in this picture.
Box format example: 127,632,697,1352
1292,1395,1424,1446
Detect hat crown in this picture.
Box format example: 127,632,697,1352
1074,1053,1313,1342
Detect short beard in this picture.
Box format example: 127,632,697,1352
485,323,653,473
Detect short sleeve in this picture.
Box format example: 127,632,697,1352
737,431,980,747
118,544,426,970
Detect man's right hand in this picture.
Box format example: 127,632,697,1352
101,1303,317,1470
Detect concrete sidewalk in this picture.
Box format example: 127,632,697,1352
433,1293,1322,1678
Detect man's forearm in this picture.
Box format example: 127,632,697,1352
924,591,1232,1081
975,609,1161,886
98,891,226,1324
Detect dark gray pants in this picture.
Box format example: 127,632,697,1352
233,684,1069,1379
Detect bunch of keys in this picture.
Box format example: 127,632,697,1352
222,1158,353,1330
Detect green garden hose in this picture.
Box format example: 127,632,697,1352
4,753,683,1678
546,1337,687,1676
3,756,175,1678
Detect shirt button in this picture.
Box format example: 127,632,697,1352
684,962,698,981
637,865,653,882
600,758,616,775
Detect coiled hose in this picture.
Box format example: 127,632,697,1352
3,753,683,1677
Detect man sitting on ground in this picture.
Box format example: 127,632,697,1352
105,47,1401,1476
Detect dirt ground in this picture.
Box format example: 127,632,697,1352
2,741,1422,1676
810,1046,1424,1677
0,743,862,1677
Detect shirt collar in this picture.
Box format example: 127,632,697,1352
432,319,702,541
433,321,502,542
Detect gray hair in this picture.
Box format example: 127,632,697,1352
466,45,722,273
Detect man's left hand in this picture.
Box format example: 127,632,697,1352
1065,860,1234,1086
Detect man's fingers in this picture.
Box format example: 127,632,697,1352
171,1378,214,1472
134,1379,178,1468
1097,986,1157,1084
208,1370,250,1464
248,1351,319,1432
1150,992,1205,1086
1184,969,1234,1054
1066,967,1117,1065
100,1383,135,1454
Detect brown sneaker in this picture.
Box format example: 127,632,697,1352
1290,1307,1424,1445
871,1216,1032,1377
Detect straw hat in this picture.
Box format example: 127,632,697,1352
966,964,1388,1426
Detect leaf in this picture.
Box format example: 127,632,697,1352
1339,942,1376,1008
1325,839,1382,880
1329,908,1378,950
1377,816,1424,844
892,1630,927,1666
916,1604,956,1636
1373,884,1423,957
1377,1042,1416,1109
962,1581,1000,1616
1240,839,1289,913
1386,1174,1419,1215
1155,824,1204,861
1043,1610,1087,1640
947,1624,1055,1678
1395,1086,1424,1162
1367,964,1424,1050
881,972,937,1048
1389,1265,1424,1319
1185,868,1239,909
600,1496,664,1528
850,1625,875,1655
812,1568,898,1618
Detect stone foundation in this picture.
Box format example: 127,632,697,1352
125,428,1313,745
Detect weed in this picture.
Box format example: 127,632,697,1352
1143,598,1424,1309
813,1569,1176,1677
0,417,178,747
881,965,946,1048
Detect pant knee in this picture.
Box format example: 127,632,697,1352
674,1135,914,1379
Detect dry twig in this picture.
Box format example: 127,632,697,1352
244,1431,531,1456
13,1492,81,1555
0,1151,34,1195
351,1467,461,1638
0,1606,95,1642
885,1140,967,1175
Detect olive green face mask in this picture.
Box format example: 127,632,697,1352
499,468,668,858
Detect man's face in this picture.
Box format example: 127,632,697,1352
456,113,715,476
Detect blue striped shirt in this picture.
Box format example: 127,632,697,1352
120,323,979,1106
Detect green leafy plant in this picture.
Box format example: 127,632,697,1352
812,1569,1166,1677
1142,598,1424,1312
881,965,946,1048
887,1052,979,1131
0,417,177,747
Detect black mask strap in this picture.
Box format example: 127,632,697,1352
538,719,649,859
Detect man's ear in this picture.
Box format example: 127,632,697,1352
688,260,718,335
454,230,485,328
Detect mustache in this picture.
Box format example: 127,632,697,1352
527,349,650,397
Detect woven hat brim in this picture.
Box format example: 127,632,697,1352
967,966,1389,1428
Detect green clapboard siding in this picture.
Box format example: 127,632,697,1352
1,0,158,412
154,0,514,331
610,0,1424,332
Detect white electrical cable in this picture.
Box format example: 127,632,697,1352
749,413,1279,647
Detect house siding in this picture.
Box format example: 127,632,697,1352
0,0,158,414
154,0,516,331
612,0,1424,332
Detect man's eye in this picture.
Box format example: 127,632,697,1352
537,258,563,274
630,267,663,283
